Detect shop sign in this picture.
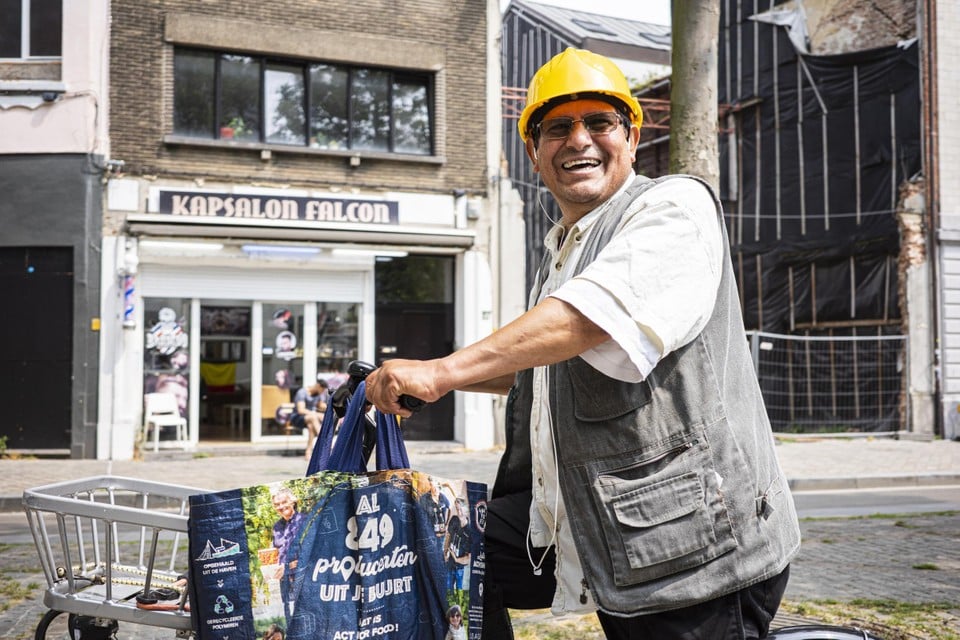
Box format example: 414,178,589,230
156,190,399,225
145,307,189,355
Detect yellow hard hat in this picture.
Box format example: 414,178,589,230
518,47,643,142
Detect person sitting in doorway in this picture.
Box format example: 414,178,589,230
289,378,329,460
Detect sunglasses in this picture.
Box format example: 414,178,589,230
535,111,627,141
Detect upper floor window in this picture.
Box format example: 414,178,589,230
0,0,62,59
173,48,434,155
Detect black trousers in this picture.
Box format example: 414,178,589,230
481,490,789,640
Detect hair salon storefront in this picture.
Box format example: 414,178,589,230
98,181,497,460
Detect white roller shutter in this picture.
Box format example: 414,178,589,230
139,265,365,302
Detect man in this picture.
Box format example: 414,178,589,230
271,486,305,620
290,379,328,460
365,48,801,639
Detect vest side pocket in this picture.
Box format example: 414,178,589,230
592,440,738,587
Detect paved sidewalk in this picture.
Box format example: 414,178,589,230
2,436,959,512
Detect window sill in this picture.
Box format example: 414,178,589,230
163,135,444,165
0,80,67,108
0,80,66,93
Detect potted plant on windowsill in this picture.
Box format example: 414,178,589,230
220,116,249,140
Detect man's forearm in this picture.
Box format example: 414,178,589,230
365,297,609,414
435,297,609,395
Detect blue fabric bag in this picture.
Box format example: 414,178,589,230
292,382,486,639
189,383,486,640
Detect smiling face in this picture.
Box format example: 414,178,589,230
527,98,639,226
272,492,296,521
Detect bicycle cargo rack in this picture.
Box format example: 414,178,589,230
22,475,210,632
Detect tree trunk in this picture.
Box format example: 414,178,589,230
669,0,720,190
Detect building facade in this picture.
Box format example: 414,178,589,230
94,0,516,459
0,1,109,457
932,0,960,438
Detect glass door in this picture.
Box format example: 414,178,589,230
198,303,251,441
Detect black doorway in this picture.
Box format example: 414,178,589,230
0,248,73,451
375,256,455,440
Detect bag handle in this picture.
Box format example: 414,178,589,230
304,397,339,475
310,381,410,474
376,409,410,470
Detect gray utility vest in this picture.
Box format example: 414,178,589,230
492,175,801,615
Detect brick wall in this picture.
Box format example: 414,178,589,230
109,0,489,196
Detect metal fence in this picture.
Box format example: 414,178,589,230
747,331,907,433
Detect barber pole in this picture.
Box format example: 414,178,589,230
123,274,136,328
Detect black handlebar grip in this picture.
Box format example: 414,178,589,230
400,395,425,412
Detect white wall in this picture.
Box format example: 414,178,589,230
0,0,110,156
937,0,960,439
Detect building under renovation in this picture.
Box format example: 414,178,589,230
710,0,923,433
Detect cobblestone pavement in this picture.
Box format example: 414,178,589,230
3,512,958,638
787,513,960,606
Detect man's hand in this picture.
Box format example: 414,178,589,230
365,359,444,417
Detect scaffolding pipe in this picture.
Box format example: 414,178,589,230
890,93,897,213
797,62,806,236
822,112,830,230
854,65,862,225
773,13,782,239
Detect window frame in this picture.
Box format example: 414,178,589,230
171,46,436,157
0,0,62,61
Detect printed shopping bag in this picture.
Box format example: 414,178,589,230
286,467,487,640
188,381,486,640
292,381,486,640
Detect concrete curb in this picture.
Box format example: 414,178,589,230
788,472,960,492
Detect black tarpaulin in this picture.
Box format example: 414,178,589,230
719,28,919,331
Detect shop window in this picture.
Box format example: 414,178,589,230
0,0,61,59
172,47,433,154
143,299,191,420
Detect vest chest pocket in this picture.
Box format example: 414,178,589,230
565,357,651,421
593,447,738,587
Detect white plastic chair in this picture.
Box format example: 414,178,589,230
143,392,189,451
